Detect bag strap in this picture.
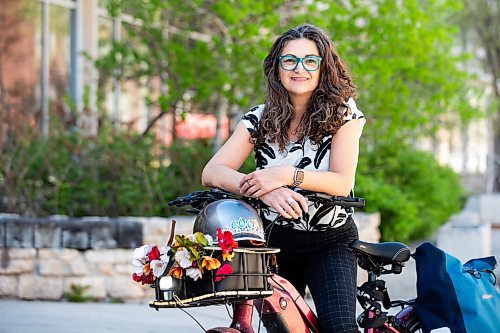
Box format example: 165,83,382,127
464,267,497,286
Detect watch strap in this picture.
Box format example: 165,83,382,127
292,168,304,187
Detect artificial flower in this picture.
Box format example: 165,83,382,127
222,251,236,262
217,228,238,254
160,246,170,260
141,273,154,285
174,247,193,268
201,256,221,271
186,267,203,281
132,258,144,275
186,234,197,242
150,259,167,277
132,230,238,285
169,263,183,279
215,264,233,282
148,246,161,261
205,234,214,246
133,245,153,261
132,273,142,282
143,262,152,275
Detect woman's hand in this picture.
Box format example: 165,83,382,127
239,165,294,198
258,187,308,219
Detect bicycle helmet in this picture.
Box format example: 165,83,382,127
193,199,265,246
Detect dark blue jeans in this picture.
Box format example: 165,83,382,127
267,218,359,333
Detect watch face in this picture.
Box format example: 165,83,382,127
295,169,304,183
297,170,304,182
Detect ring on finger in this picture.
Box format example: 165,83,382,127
246,179,253,186
286,197,295,205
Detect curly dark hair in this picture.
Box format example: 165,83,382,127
253,23,356,151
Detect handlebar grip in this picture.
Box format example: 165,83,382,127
168,199,183,207
334,198,365,209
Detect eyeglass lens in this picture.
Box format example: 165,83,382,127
280,55,321,71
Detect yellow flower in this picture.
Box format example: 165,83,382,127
222,251,236,262
201,256,221,271
168,265,183,279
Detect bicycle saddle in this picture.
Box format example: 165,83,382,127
350,240,410,263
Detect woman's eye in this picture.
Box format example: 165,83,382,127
284,58,296,64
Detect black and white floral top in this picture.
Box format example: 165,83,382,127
241,98,365,231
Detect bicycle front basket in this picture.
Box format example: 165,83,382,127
150,247,279,308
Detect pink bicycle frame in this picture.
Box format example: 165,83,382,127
229,274,320,333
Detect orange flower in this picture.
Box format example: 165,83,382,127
143,263,152,275
222,251,236,262
168,265,183,279
201,256,221,271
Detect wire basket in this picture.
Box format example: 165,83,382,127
149,247,279,309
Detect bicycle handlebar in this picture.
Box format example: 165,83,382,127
168,188,365,212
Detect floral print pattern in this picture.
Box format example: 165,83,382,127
241,98,365,231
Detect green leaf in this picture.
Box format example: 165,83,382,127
195,232,208,246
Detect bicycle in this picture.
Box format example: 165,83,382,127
149,189,421,333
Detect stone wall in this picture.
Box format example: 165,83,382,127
0,213,379,302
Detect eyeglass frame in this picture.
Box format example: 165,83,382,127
277,55,323,72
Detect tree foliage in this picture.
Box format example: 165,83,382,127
96,0,283,140
0,0,477,242
287,0,476,144
460,0,500,191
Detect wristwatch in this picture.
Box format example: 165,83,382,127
292,168,304,187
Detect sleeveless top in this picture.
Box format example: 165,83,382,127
241,98,365,231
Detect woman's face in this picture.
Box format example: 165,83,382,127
278,38,321,102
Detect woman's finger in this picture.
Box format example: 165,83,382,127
282,200,299,219
246,186,260,198
239,181,252,194
293,194,308,213
239,173,255,188
275,204,293,219
287,199,303,217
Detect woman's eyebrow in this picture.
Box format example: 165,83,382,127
281,53,320,57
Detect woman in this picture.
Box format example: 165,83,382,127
202,23,365,333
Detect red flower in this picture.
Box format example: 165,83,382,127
217,228,238,254
215,264,233,282
148,246,161,261
132,273,142,282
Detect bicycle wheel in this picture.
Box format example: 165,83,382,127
206,327,241,333
393,306,422,333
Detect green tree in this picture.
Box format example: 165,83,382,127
92,0,474,241
461,0,500,192
96,0,282,151
296,0,477,144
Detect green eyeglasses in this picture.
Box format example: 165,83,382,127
278,55,323,72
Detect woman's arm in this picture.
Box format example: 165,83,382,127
305,118,364,196
201,121,255,194
240,118,365,197
202,121,308,219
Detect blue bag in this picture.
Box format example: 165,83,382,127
413,242,500,333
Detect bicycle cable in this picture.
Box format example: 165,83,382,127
224,303,233,319
173,295,207,333
176,307,207,333
257,295,265,333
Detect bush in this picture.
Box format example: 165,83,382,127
356,143,466,243
0,129,465,244
0,129,212,217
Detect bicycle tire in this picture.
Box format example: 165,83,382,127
206,327,241,333
393,309,422,333
402,313,421,333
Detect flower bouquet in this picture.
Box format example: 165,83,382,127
131,228,239,287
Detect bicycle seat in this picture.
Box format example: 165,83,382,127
350,240,410,263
